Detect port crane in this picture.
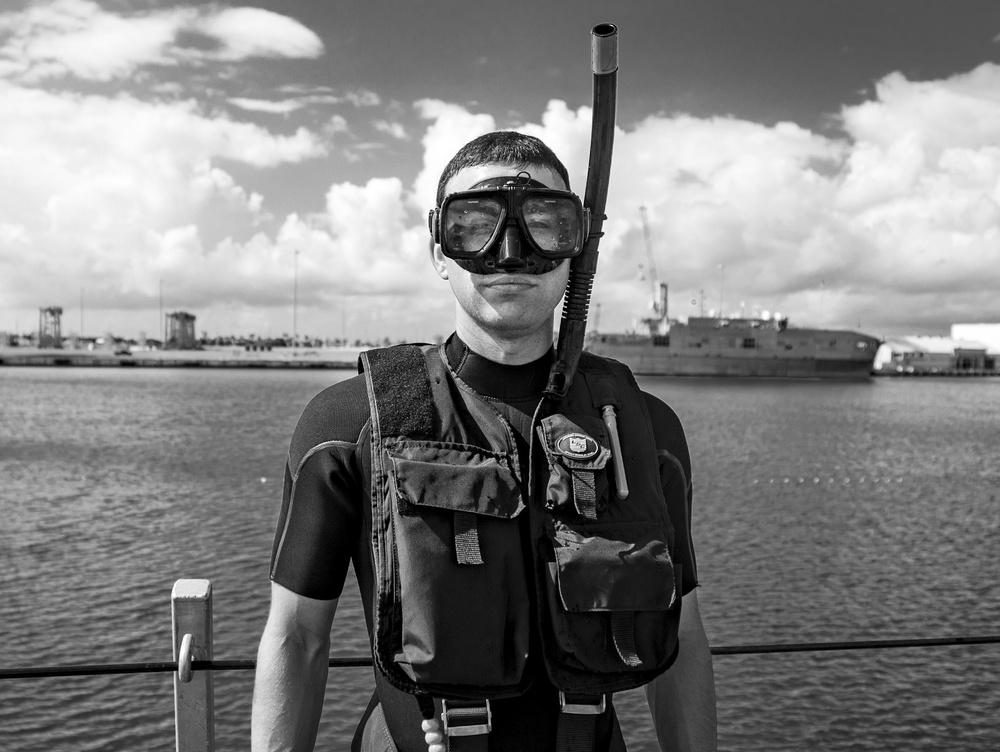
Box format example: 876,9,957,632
638,206,669,334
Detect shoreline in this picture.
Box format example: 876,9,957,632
0,346,362,369
3,347,997,377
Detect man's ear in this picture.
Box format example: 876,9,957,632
429,238,449,280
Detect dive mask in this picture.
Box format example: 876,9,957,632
429,174,590,275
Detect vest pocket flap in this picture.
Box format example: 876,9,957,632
537,414,610,470
551,521,676,612
386,442,524,518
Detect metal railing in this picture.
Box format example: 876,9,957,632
1,579,998,752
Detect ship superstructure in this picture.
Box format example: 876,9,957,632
585,210,881,378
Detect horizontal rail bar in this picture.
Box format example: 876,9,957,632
3,635,998,681
710,634,1000,655
0,656,371,679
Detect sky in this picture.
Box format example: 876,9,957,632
2,0,999,343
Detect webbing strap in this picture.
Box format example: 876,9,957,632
556,712,597,752
350,691,380,752
611,611,642,667
453,511,484,565
443,700,491,752
571,471,598,520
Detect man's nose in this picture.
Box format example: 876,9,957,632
495,223,527,271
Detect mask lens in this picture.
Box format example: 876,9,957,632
521,196,581,255
444,197,503,255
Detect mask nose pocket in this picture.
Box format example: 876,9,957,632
381,441,530,693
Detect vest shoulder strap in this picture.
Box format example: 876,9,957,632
576,351,638,411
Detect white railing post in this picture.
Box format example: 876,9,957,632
172,579,215,752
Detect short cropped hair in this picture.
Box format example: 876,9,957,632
435,131,571,207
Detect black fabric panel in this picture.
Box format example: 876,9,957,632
364,346,436,438
642,392,700,595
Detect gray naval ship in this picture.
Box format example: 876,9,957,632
586,283,881,379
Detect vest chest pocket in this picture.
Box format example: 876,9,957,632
543,518,678,675
380,441,530,693
537,414,612,519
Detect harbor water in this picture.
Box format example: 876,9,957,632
1,367,998,751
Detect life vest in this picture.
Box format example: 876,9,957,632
359,343,682,707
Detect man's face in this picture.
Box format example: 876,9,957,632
432,163,572,342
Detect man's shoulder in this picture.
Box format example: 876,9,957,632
640,391,685,437
639,390,691,472
580,353,685,434
288,374,371,470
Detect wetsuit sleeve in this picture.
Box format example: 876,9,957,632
642,392,700,595
269,375,370,601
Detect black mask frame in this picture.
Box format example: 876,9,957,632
429,177,590,275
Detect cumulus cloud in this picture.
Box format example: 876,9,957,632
3,29,999,341
344,89,381,107
228,90,390,116
0,78,327,323
228,97,305,114
408,66,1000,336
374,120,409,141
0,0,323,82
194,6,323,61
411,99,498,210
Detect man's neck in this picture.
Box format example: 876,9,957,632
454,315,555,365
445,334,552,401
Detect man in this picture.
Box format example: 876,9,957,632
252,131,717,752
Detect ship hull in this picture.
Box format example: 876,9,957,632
586,350,875,378
587,320,880,379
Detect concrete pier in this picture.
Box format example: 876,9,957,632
0,346,361,369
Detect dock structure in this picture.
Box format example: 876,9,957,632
173,580,215,752
0,345,361,368
166,311,197,350
38,306,63,348
875,335,999,375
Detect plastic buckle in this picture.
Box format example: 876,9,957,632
558,691,606,715
441,699,492,737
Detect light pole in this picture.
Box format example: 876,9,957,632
717,264,725,317
819,279,825,326
293,250,299,348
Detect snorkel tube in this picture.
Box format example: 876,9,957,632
544,23,618,399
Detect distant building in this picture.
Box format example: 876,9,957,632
165,311,197,350
951,324,1000,355
875,335,996,375
38,306,63,349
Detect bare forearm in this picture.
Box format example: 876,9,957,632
645,591,718,752
251,625,330,752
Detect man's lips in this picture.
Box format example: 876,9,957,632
479,275,536,288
